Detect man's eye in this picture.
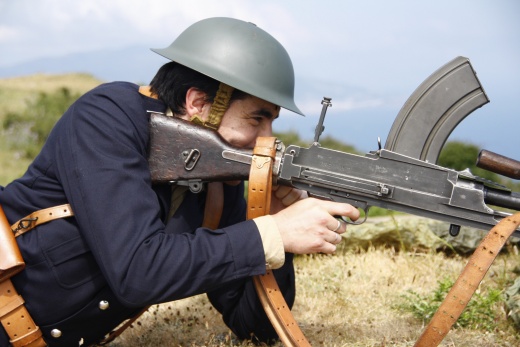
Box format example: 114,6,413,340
249,116,263,124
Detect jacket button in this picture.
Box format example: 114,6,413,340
99,300,109,310
50,329,62,338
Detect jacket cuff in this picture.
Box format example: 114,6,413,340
253,215,285,269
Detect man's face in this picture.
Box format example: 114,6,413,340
216,95,280,149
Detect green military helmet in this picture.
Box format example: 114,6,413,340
151,17,304,116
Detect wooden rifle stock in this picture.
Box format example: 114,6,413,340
148,113,252,185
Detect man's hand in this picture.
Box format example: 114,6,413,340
270,185,307,214
271,198,360,254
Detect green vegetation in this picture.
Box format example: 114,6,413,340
3,87,81,159
0,73,101,184
438,141,500,182
274,131,359,154
399,277,503,331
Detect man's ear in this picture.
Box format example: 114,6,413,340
185,87,209,118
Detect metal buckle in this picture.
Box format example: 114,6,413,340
12,217,38,233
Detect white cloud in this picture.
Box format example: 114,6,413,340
0,0,518,157
0,25,19,41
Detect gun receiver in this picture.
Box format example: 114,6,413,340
278,144,520,234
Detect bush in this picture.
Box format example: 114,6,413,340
2,87,80,159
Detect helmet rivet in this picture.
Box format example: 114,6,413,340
51,329,62,338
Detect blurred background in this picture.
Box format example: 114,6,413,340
1,0,519,159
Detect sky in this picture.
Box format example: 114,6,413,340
1,0,519,161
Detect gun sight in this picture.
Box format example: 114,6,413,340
313,97,332,144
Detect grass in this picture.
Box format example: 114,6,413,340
105,246,520,347
0,72,101,116
0,73,102,185
400,277,503,331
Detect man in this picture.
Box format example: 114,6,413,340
0,17,358,346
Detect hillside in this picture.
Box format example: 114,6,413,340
0,73,103,117
0,73,103,184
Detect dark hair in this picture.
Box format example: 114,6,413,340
149,62,246,115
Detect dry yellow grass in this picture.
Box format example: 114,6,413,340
105,246,520,347
0,73,102,116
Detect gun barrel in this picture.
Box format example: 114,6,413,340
484,188,520,211
477,149,520,180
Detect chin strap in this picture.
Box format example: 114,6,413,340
247,137,311,347
140,82,234,131
189,83,234,130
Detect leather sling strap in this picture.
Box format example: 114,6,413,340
12,204,74,238
98,181,225,345
0,206,46,347
247,137,311,347
0,281,45,347
414,212,520,347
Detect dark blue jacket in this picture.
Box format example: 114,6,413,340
0,82,295,346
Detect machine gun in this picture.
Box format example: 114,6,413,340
148,56,520,236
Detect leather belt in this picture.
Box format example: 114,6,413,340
12,204,74,237
414,212,520,347
247,137,311,347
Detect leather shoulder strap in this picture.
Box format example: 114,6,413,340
247,137,311,347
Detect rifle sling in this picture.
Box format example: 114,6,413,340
247,137,311,347
414,212,520,347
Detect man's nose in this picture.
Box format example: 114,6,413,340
258,122,273,137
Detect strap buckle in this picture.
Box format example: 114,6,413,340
12,218,38,234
